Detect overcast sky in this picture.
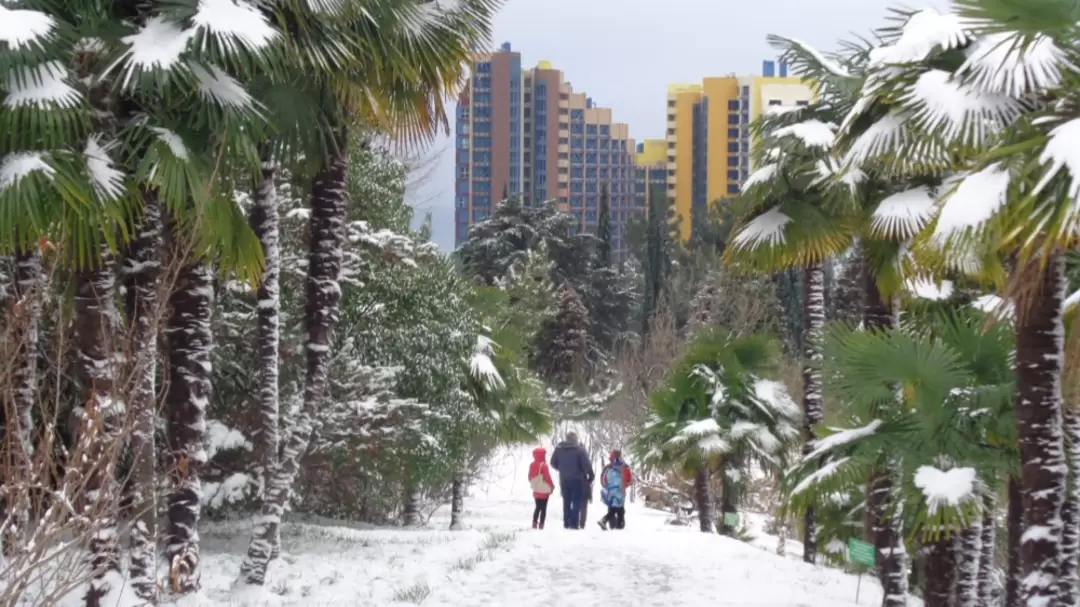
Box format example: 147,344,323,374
406,0,949,251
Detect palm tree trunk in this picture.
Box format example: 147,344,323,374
1006,476,1022,607
956,521,982,607
120,191,160,596
978,494,998,606
123,192,162,602
694,467,714,533
249,158,282,560
403,481,421,527
1058,407,1080,605
924,533,957,607
74,248,122,607
862,270,907,606
1014,254,1068,606
2,248,41,556
240,129,348,586
449,475,465,531
802,261,825,563
163,253,214,595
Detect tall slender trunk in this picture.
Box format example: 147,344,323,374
802,262,825,564
720,462,740,537
694,467,714,533
2,248,41,556
249,159,282,560
1059,407,1080,604
1006,476,1023,607
123,193,162,602
978,494,998,606
240,129,348,586
403,481,421,527
74,248,121,607
449,476,465,531
862,269,907,606
163,251,214,595
1014,254,1067,606
924,533,957,607
956,520,982,607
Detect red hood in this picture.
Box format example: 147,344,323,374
532,447,547,462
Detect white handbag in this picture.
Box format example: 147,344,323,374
529,465,553,494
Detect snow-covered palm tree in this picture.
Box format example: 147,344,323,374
786,309,1015,607
825,4,1080,603
633,329,800,535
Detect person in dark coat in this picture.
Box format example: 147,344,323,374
549,432,594,529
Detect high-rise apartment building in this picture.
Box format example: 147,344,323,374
635,139,667,211
665,60,814,240
455,44,641,258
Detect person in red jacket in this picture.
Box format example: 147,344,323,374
528,447,555,529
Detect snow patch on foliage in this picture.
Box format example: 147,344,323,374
843,112,908,165
907,278,953,301
871,186,936,239
903,69,1021,145
791,457,851,496
203,472,253,510
191,63,255,110
773,120,836,149
806,419,882,461
914,465,977,514
84,137,126,201
0,5,56,49
151,127,189,159
933,163,1010,243
206,420,252,460
785,38,851,78
1033,119,1080,212
3,61,81,109
869,8,971,66
469,335,505,391
960,32,1070,97
193,0,279,53
731,207,790,251
116,16,194,85
0,152,54,191
753,379,800,420
972,294,1014,319
743,163,778,190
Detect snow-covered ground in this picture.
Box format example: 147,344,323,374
160,445,909,607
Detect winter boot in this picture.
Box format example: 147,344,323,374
598,519,608,531
539,521,544,530
532,520,538,530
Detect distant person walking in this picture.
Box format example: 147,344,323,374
528,447,555,529
550,432,594,529
598,450,633,530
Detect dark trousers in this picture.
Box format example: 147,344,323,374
560,478,585,529
532,498,548,527
603,506,626,529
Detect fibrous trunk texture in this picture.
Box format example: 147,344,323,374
449,477,464,531
956,521,982,607
240,130,348,586
694,467,714,533
978,494,998,607
164,252,214,594
1006,476,1022,607
1058,407,1080,605
924,533,957,607
801,262,825,564
250,159,282,560
75,248,121,607
1015,254,1067,606
123,192,162,602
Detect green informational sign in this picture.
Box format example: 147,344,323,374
847,538,876,568
723,512,740,527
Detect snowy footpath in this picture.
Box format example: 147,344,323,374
178,448,904,606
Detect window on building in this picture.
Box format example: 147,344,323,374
768,99,782,106
797,100,810,107
727,100,739,110
728,114,739,125
586,124,597,134
728,128,739,138
728,184,740,195
559,137,569,144
727,142,738,153
727,156,738,167
476,62,491,73
600,125,610,136
727,170,739,181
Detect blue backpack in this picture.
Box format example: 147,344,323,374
600,463,626,508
